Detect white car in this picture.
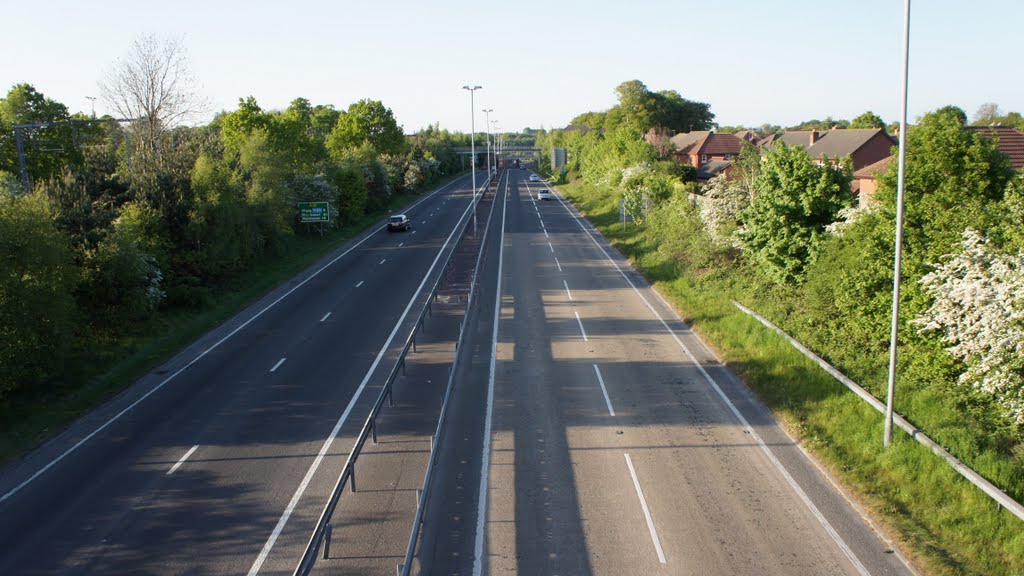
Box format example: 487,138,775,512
537,189,552,201
529,174,540,182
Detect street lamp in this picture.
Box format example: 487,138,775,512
85,96,96,118
483,109,493,179
491,120,499,170
462,85,482,235
884,0,912,448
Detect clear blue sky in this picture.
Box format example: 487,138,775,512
2,0,1021,133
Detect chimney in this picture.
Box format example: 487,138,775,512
809,130,820,145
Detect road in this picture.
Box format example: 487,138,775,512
0,171,486,576
418,170,916,576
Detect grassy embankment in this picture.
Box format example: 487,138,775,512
559,177,1024,576
0,174,464,467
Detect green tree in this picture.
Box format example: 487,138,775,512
850,111,886,130
0,84,81,183
0,191,79,398
327,99,405,157
741,143,853,283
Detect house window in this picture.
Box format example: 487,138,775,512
701,154,707,164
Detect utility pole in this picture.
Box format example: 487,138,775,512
462,85,482,235
884,0,912,448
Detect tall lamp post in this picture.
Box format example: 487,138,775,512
483,109,493,179
462,85,482,235
884,0,912,448
492,120,499,170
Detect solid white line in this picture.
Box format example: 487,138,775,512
380,258,387,265
548,241,554,253
320,312,331,322
574,311,589,342
166,445,199,475
554,257,562,272
0,174,471,506
624,453,667,564
356,280,364,288
563,280,573,301
593,365,616,416
551,190,872,576
248,181,481,576
473,174,508,576
270,358,286,372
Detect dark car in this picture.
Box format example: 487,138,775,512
388,214,411,232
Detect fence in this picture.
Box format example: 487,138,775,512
733,300,1024,522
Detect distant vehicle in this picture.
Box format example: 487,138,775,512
537,189,552,201
529,174,540,182
387,214,411,232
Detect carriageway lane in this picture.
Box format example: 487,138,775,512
423,170,915,576
0,172,484,575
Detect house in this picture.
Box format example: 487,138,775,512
852,156,893,206
759,128,895,172
967,126,1024,170
672,131,745,181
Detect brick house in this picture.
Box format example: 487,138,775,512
760,128,895,172
852,156,893,206
672,131,745,181
967,126,1024,170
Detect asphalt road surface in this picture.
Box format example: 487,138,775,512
418,170,917,576
0,171,487,576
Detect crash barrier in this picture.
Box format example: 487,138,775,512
396,171,503,576
293,173,496,576
733,300,1024,522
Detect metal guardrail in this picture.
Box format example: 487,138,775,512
292,172,494,576
733,300,1024,523
397,171,503,576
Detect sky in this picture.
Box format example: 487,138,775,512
2,0,1022,134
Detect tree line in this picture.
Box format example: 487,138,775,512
0,37,475,404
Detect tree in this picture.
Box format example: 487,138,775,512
699,173,749,247
0,84,81,183
326,99,405,157
99,34,207,158
0,191,79,398
850,111,886,130
741,143,853,283
972,102,1001,125
914,229,1024,427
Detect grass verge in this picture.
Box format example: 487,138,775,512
559,177,1024,576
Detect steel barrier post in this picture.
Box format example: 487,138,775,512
371,418,377,444
322,524,332,559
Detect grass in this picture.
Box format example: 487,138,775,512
559,177,1024,576
0,174,461,467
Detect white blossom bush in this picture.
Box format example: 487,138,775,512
699,173,749,248
825,203,876,237
913,229,1024,425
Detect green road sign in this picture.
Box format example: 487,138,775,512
299,201,330,223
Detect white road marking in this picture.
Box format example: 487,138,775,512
399,242,404,247
474,174,508,576
551,190,872,576
166,445,199,475
412,230,417,235
563,280,573,301
320,312,331,322
624,453,667,564
270,358,286,372
248,182,482,576
0,174,472,505
554,257,562,272
593,364,616,416
356,280,364,288
574,311,589,342
380,259,387,265
548,241,554,253
543,228,549,238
